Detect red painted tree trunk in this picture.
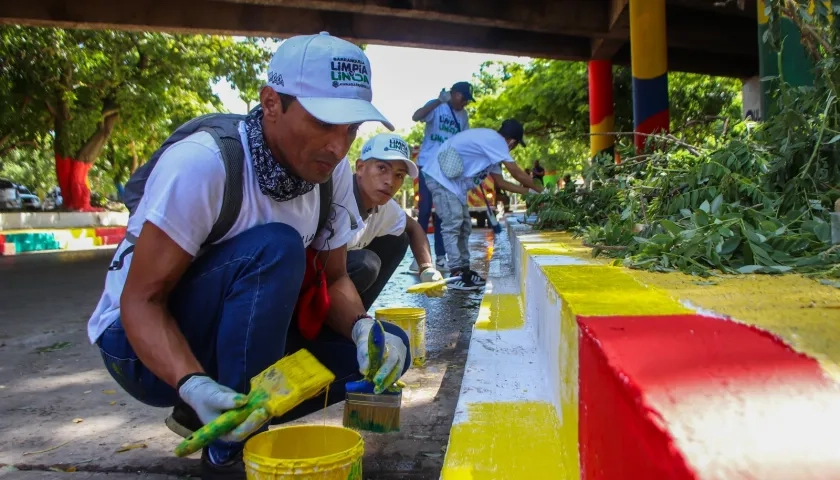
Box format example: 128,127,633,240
55,155,94,211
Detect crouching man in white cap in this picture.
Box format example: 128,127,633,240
347,133,443,309
86,32,410,479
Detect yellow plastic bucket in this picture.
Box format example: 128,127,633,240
243,425,364,480
375,307,426,367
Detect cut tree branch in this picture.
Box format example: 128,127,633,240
591,131,703,155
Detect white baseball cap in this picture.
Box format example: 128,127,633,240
267,32,394,131
360,133,419,178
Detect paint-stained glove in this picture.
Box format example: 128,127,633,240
438,88,451,104
178,374,269,442
352,317,408,394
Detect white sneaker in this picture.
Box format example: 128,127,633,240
409,260,420,274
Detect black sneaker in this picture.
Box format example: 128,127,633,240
201,448,246,480
448,271,479,291
465,270,486,286
165,401,202,438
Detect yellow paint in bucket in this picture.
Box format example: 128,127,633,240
375,307,426,367
244,425,363,480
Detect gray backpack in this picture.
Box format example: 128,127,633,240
122,113,333,248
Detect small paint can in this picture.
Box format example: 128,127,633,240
243,425,363,480
375,307,426,367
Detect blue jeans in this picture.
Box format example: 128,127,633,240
417,167,446,258
96,223,410,462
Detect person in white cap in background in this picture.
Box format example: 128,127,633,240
86,32,411,479
347,133,443,309
423,119,543,291
408,81,475,274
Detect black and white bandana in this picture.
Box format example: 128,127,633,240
244,106,315,202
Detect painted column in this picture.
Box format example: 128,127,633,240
588,60,615,164
757,0,816,120
629,0,669,153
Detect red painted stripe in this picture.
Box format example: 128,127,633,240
588,60,614,126
578,314,831,480
634,109,670,152
94,227,126,237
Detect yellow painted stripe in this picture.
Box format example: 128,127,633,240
558,300,581,479
629,0,668,79
543,265,691,317
476,294,524,330
630,270,840,382
590,114,615,157
519,232,598,259
441,402,573,479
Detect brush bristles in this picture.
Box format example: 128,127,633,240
343,404,400,433
343,393,401,433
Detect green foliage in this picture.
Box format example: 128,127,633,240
467,58,743,177
0,26,271,200
528,1,840,279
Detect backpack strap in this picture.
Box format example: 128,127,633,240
200,126,244,247
316,176,334,241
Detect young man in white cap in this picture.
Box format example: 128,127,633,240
409,81,474,273
347,133,443,309
423,119,544,291
86,32,410,479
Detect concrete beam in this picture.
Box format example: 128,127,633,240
591,0,628,60
612,44,758,78
203,0,618,38
0,0,592,60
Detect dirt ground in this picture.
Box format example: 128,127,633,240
0,230,498,479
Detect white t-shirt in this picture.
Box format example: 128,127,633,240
86,123,363,344
423,128,511,203
416,101,470,168
347,199,406,251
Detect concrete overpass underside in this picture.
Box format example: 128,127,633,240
0,0,758,78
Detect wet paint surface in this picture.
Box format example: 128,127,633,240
631,270,840,382
474,294,523,330
579,313,840,480
441,401,568,479
542,265,692,317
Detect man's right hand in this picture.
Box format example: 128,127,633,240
438,88,451,104
178,374,269,441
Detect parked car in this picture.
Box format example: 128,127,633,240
16,185,41,210
42,186,63,211
0,178,21,210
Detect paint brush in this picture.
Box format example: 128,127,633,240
405,276,461,296
174,349,335,457
343,320,402,433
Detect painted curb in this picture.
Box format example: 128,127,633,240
0,227,125,256
441,218,840,479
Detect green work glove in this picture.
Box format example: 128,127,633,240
178,375,269,442
352,317,407,394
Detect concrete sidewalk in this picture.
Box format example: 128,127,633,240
0,231,496,479
1,468,182,480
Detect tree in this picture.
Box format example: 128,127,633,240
0,26,270,210
467,59,743,176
